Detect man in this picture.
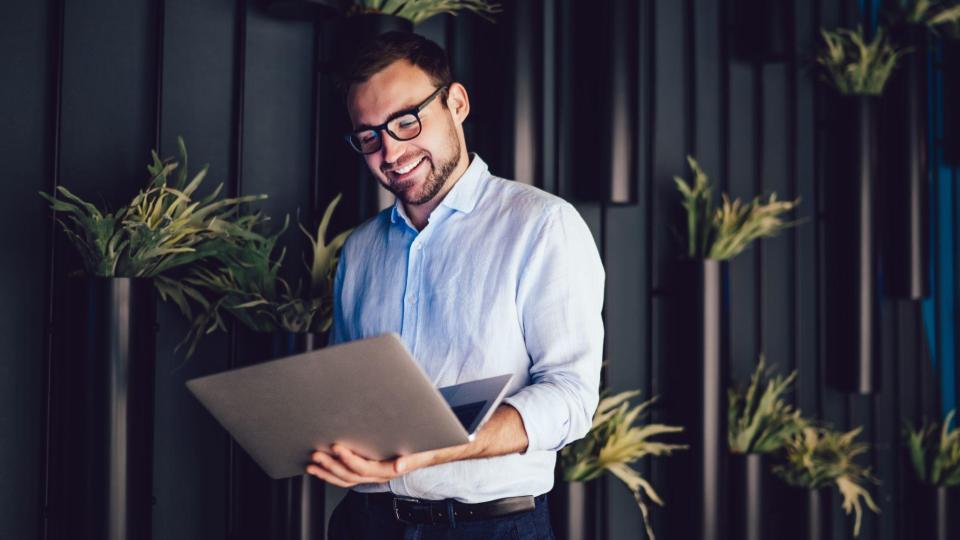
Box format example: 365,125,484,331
306,31,604,539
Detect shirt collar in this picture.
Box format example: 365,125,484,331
389,153,488,225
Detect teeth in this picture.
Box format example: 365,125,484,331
395,157,423,175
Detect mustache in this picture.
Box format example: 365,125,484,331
382,154,428,174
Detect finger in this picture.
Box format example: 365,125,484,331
333,444,398,479
312,451,390,485
305,465,354,488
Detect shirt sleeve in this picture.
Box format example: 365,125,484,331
329,239,349,346
503,203,605,453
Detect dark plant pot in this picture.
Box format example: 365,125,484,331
943,37,960,166
50,277,157,540
230,332,326,540
910,484,960,540
662,259,727,540
822,93,880,394
728,0,792,62
802,488,832,540
549,479,602,540
728,453,775,540
880,23,930,299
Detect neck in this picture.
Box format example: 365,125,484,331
403,151,470,231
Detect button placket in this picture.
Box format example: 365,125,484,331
401,234,424,342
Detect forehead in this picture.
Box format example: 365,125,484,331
347,60,437,128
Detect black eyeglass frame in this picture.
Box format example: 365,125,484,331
345,84,450,154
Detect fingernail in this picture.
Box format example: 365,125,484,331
396,460,405,473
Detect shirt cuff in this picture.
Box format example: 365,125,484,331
503,385,573,454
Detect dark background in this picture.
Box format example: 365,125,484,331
2,0,958,539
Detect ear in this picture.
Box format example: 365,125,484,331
445,82,470,125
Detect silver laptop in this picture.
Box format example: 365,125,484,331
186,333,513,479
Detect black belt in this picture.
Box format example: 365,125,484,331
358,492,539,526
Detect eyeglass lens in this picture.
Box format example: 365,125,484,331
350,113,422,154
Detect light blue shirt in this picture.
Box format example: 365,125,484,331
330,154,605,502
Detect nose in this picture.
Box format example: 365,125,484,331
380,133,407,166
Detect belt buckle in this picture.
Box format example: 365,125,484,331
392,496,421,524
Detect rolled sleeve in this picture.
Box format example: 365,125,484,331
504,204,605,453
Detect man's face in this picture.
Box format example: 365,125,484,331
347,60,464,206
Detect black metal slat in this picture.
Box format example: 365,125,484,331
226,0,247,535
154,0,165,152
39,0,66,537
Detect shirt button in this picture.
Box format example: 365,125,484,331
407,296,416,304
415,243,423,250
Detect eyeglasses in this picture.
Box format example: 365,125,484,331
345,84,450,154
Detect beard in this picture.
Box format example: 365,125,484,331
379,119,462,206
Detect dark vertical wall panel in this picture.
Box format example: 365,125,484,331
151,0,236,538
59,0,156,208
726,60,759,382
651,0,688,292
794,0,821,419
693,0,723,177
0,1,53,537
242,6,315,271
760,64,793,376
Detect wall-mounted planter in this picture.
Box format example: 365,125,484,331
549,478,603,540
230,332,326,540
909,484,960,540
728,0,792,63
880,23,930,299
49,277,157,540
729,453,778,540
943,37,960,166
822,93,880,394
803,488,832,540
662,259,727,540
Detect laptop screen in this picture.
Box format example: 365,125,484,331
450,400,487,431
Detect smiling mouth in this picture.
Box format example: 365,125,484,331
386,156,427,180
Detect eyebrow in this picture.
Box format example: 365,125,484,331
353,102,420,132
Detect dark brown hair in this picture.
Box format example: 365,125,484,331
336,31,452,101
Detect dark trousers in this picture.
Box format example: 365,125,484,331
328,491,556,540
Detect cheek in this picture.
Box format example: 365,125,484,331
364,155,384,174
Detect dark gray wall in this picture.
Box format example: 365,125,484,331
1,0,952,539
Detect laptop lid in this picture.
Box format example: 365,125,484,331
186,333,513,479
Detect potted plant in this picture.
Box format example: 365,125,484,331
773,426,880,539
904,409,960,540
168,194,351,540
557,390,686,540
39,137,266,540
877,1,960,298
727,357,805,540
662,156,798,540
817,26,906,394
